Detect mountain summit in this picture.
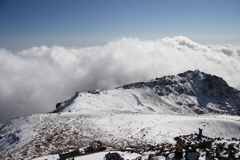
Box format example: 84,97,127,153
54,70,240,115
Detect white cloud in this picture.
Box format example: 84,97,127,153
0,36,240,121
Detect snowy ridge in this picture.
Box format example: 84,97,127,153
0,70,240,159
119,70,240,115
55,70,240,115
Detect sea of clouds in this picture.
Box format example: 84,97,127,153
0,36,240,121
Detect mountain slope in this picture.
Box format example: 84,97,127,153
0,70,240,159
54,70,240,115
1,113,240,159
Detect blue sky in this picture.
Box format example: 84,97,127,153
0,0,240,49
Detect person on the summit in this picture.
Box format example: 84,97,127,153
197,128,203,141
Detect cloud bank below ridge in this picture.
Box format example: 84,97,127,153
0,36,240,121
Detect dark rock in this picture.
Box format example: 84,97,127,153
56,102,62,109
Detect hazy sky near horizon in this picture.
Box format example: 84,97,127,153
0,0,240,49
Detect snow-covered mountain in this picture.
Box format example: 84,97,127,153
54,69,240,115
0,70,240,159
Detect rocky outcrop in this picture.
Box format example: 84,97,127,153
119,70,240,115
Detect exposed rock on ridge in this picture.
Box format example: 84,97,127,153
54,70,240,116
118,70,240,115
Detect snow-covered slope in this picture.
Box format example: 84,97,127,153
1,113,239,159
54,70,240,115
0,70,240,159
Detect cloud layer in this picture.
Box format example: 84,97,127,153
0,36,240,121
